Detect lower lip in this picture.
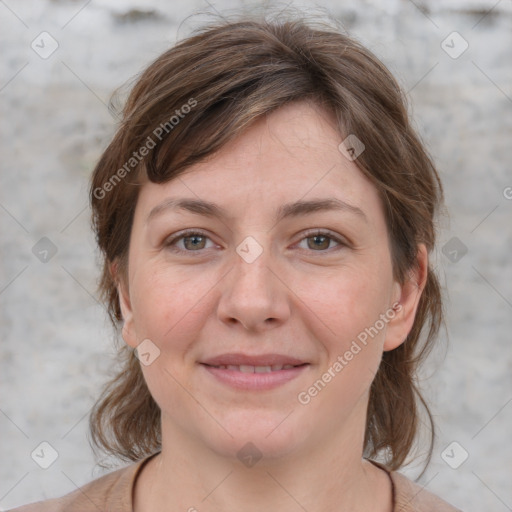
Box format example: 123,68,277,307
200,364,309,391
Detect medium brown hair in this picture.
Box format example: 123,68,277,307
89,13,444,470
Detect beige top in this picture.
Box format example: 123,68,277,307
9,455,463,511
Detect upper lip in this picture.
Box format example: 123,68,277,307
201,353,308,367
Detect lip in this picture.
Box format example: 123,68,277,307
201,353,307,367
199,353,310,391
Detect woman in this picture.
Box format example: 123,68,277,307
12,13,462,512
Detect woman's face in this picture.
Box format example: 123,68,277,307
119,101,424,462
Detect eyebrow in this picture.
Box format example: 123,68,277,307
147,197,367,224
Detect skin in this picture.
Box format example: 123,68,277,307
117,100,428,511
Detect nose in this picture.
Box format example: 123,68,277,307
216,241,291,333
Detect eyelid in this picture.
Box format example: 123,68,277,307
293,228,349,252
298,228,348,243
163,228,350,254
163,228,216,252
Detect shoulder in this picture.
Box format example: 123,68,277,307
389,470,463,512
7,457,151,512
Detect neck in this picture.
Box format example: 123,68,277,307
134,416,392,512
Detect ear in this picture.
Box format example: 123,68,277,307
111,261,137,349
383,244,428,352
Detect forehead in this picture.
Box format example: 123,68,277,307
136,101,383,226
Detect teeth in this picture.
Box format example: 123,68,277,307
255,366,272,373
210,364,298,372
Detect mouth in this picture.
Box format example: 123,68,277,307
199,354,310,391
202,363,307,372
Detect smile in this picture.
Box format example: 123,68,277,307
205,364,300,372
200,363,309,391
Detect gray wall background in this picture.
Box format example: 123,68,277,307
1,0,511,510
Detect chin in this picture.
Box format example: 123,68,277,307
202,409,308,463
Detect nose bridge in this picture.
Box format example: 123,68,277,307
216,235,289,330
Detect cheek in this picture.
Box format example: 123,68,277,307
298,263,391,342
299,273,389,411
130,266,216,408
129,263,217,346
295,261,393,406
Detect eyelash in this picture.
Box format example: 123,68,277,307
163,228,348,255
